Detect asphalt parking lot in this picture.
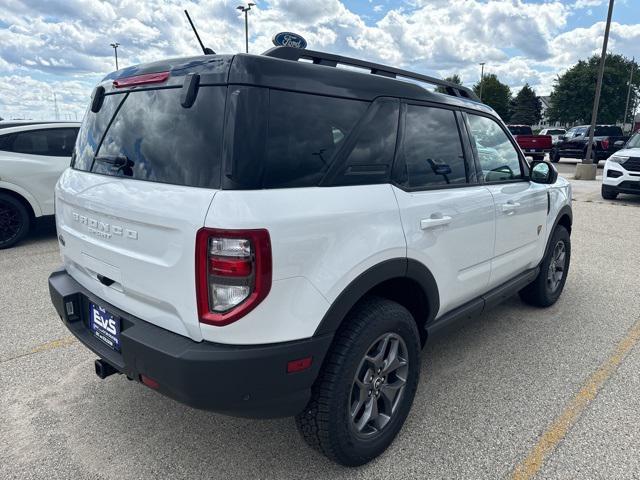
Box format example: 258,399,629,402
2,162,640,479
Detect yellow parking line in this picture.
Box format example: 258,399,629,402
29,335,77,354
0,336,77,363
512,318,640,480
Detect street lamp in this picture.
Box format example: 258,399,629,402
237,3,255,54
479,62,486,102
110,42,120,70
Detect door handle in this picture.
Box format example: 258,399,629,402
421,215,452,230
501,201,521,213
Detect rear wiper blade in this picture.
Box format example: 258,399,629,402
94,155,130,166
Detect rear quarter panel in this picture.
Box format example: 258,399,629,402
203,184,406,344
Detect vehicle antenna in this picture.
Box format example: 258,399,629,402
184,10,215,55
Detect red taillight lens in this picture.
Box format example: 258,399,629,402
196,228,272,326
113,71,170,88
601,138,609,150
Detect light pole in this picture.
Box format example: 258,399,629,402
479,62,486,102
623,58,635,132
237,3,255,54
110,42,120,70
583,0,615,173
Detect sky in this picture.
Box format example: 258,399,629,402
0,0,639,121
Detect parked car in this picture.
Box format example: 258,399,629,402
0,121,80,248
48,47,572,466
602,131,640,199
539,128,566,145
507,125,552,161
550,124,628,163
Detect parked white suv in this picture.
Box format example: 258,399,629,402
0,121,80,248
602,131,640,199
49,48,572,466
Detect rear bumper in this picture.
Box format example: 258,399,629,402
48,268,332,418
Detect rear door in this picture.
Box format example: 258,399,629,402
0,126,78,215
464,113,548,288
392,102,495,317
56,86,226,341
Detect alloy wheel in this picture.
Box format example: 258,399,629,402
349,332,409,438
547,240,566,293
0,201,22,244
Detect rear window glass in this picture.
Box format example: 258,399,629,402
507,126,533,135
594,126,622,136
74,86,225,189
546,129,565,135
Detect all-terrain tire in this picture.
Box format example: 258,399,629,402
519,225,570,307
295,296,421,467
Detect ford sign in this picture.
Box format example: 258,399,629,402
272,32,307,49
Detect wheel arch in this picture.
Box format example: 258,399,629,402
0,183,41,219
544,205,572,259
313,258,440,346
0,186,38,222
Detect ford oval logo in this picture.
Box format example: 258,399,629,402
272,32,307,49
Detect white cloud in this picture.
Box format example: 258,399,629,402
0,0,637,119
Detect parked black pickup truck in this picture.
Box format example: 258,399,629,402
550,125,629,163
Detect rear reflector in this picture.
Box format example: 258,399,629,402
287,357,313,373
140,374,159,389
113,71,170,88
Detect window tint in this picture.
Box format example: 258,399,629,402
261,90,368,188
594,126,622,136
546,129,565,135
467,114,523,183
333,98,399,185
0,128,78,157
508,126,532,135
79,87,225,188
398,105,467,189
73,94,125,171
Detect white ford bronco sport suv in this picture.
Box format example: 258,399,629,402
49,47,572,466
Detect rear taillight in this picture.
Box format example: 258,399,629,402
196,228,272,326
601,138,610,150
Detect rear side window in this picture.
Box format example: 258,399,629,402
397,105,468,189
261,90,368,188
0,128,79,157
74,87,225,189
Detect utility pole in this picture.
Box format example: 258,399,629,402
584,0,615,169
236,3,255,53
479,62,486,102
623,58,635,132
110,42,120,70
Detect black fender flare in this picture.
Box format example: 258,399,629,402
313,258,440,336
543,204,572,259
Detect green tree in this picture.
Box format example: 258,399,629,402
435,74,462,94
473,73,512,121
547,54,639,124
509,83,542,125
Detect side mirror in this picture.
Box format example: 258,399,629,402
558,135,566,141
530,161,558,184
614,140,625,148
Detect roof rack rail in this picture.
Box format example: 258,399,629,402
262,46,480,102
